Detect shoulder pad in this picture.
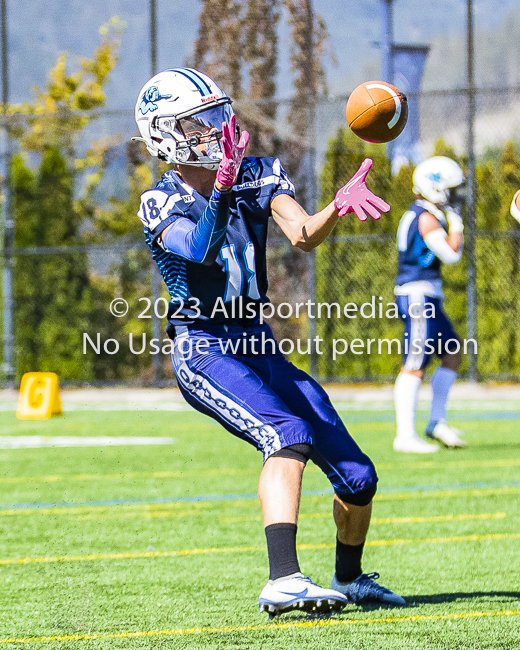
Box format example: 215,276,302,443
138,188,192,231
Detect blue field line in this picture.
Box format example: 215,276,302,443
2,406,520,420
338,411,520,423
2,480,520,511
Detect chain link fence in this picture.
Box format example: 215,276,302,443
2,86,520,385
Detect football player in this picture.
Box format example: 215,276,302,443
134,68,405,616
393,156,466,453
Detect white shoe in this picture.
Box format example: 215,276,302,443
393,434,439,453
426,422,466,448
258,572,347,618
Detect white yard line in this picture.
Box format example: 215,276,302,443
1,385,519,412
0,437,175,449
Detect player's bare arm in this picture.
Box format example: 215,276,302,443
271,158,390,252
270,193,339,252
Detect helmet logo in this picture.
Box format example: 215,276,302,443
429,173,442,183
201,94,218,104
139,86,173,114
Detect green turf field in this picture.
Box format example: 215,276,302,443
0,407,519,648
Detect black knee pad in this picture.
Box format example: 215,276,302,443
337,484,377,507
270,443,313,464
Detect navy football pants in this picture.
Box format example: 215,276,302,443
171,322,377,500
397,294,460,371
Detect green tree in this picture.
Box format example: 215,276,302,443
7,18,133,380
475,141,520,377
12,149,96,378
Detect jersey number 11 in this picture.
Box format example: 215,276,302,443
220,242,260,302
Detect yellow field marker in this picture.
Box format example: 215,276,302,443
0,545,264,565
221,512,507,524
75,509,205,520
375,486,520,501
298,532,520,551
376,458,520,471
0,501,212,518
15,372,62,420
1,457,519,484
371,512,507,524
1,610,519,644
1,483,518,519
0,467,250,484
1,532,519,566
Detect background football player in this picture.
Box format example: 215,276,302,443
133,67,405,616
510,189,520,223
393,156,466,453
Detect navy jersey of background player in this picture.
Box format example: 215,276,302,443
396,200,448,286
137,156,295,324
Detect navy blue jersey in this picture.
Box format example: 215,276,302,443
396,201,447,286
137,157,295,324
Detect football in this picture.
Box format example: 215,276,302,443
346,81,408,143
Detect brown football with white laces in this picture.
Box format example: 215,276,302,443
346,81,408,143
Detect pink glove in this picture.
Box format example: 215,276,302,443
215,114,250,188
334,158,391,221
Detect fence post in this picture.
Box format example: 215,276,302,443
1,0,14,385
380,0,394,83
149,0,162,385
303,0,318,379
466,0,477,382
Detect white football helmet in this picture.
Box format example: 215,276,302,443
413,156,465,205
134,68,235,170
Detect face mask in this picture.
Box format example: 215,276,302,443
205,140,223,161
447,186,466,211
178,104,234,139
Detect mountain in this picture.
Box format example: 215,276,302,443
9,0,199,109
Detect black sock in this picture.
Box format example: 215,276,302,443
335,538,364,583
265,523,300,581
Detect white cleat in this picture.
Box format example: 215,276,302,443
393,434,439,454
426,422,466,448
258,572,347,618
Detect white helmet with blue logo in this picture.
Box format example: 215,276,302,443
413,156,465,205
134,68,234,170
